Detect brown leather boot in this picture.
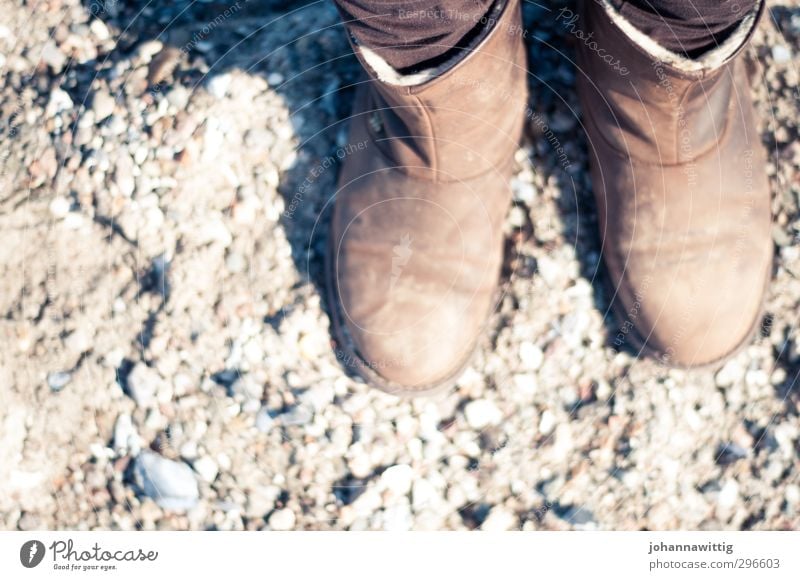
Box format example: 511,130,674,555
326,0,527,395
576,0,772,367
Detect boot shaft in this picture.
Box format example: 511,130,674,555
347,0,528,181
576,0,764,165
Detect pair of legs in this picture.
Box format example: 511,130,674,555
325,0,772,395
334,0,759,68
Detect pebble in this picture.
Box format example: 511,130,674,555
539,410,556,435
772,45,792,64
268,508,296,530
511,176,537,205
300,384,335,412
379,465,414,497
41,40,66,72
135,40,164,64
715,359,744,387
113,413,139,455
49,196,71,218
89,19,110,41
46,88,73,116
464,399,503,430
115,153,136,197
519,341,544,370
47,371,72,392
207,73,233,99
280,404,313,426
718,480,739,509
481,506,517,531
125,363,164,407
507,206,527,229
786,485,800,506
255,408,276,432
411,478,439,511
133,451,200,512
193,457,219,483
92,90,116,121
267,72,285,86
381,502,413,531
561,507,597,529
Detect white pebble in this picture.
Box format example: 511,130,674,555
49,196,71,218
379,464,414,497
520,341,544,370
539,410,556,435
718,480,739,509
268,508,296,530
772,45,792,64
206,73,232,99
481,506,517,531
786,485,800,505
464,399,502,430
193,456,219,483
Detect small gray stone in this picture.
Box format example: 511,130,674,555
113,413,139,455
133,451,199,512
267,72,284,86
255,408,275,432
280,404,313,426
125,363,163,407
47,371,72,392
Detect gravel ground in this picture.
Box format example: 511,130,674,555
1,0,799,531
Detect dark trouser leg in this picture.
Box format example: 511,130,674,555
332,0,495,72
608,0,759,57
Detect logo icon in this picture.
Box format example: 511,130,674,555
390,233,413,291
20,540,46,568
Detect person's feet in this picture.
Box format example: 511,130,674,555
576,0,772,366
326,0,527,395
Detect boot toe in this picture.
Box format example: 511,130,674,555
612,241,771,366
328,173,505,394
336,291,483,392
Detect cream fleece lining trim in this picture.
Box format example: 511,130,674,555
356,0,506,87
360,44,464,86
599,0,759,72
